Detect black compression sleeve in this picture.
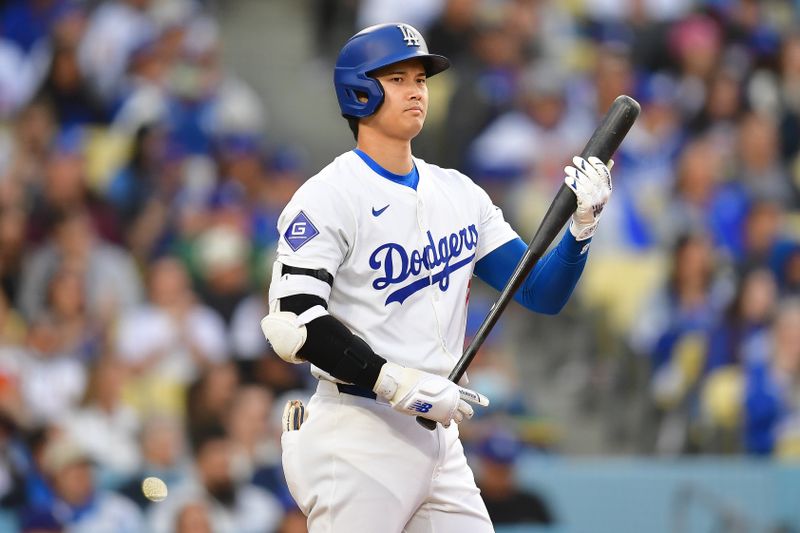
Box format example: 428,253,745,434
280,295,387,389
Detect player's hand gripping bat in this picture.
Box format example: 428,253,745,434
417,95,641,430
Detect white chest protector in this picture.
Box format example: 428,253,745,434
270,150,518,378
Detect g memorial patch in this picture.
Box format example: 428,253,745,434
284,211,319,251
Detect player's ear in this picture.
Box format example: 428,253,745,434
355,91,369,104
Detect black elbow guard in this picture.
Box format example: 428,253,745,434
301,315,387,389
279,295,386,389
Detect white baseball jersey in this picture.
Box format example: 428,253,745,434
272,150,519,379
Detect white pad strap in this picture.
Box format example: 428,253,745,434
373,362,402,399
296,305,328,326
270,272,332,302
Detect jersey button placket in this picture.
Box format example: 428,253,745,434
417,194,449,358
415,197,433,286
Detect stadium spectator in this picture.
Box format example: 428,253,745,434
1,99,56,195
105,123,171,229
224,385,275,480
0,0,63,52
111,38,171,135
38,266,102,363
35,43,109,128
173,500,213,533
185,361,239,442
115,257,228,417
474,430,555,526
706,267,777,373
777,33,800,169
15,318,87,425
26,436,144,532
28,133,121,244
743,298,800,457
0,33,39,119
61,356,140,485
440,12,526,170
0,280,25,346
17,208,141,321
194,224,252,324
685,66,746,153
147,424,284,533
774,243,800,296
668,14,724,120
0,206,27,306
661,137,748,255
209,134,278,253
224,385,296,510
732,112,792,204
78,0,157,101
425,0,478,66
117,414,189,510
735,198,798,276
228,291,269,362
26,132,122,245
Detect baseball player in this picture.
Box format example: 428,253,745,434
261,23,612,532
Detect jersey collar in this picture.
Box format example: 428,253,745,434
352,148,419,190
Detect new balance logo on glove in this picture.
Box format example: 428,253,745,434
410,400,433,413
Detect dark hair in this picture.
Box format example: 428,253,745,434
190,423,229,458
50,206,88,231
346,116,359,141
344,86,382,141
130,123,155,173
667,231,713,293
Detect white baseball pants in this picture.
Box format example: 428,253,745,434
281,380,495,533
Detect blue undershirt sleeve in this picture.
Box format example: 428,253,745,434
473,231,590,315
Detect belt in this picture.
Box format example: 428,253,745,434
336,383,377,400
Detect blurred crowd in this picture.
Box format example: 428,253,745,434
0,0,314,531
0,0,799,531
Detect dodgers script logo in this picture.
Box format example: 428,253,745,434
369,225,479,305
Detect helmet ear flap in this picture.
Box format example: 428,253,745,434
337,74,385,118
345,88,369,104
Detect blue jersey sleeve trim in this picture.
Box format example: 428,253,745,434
474,232,590,314
353,148,419,190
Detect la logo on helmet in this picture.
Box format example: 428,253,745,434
397,24,420,47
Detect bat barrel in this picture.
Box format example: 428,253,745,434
581,95,641,162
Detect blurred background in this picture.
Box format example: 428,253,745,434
1,0,800,531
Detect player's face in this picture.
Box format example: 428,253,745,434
365,58,428,140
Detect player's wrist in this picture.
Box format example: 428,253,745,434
569,219,598,241
373,361,403,400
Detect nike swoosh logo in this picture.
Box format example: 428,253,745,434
372,205,389,217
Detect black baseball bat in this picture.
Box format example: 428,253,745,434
417,95,641,430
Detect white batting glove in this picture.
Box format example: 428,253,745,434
372,362,489,427
564,156,613,241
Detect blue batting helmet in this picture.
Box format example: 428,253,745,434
334,23,450,118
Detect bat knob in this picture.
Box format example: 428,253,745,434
416,416,437,430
